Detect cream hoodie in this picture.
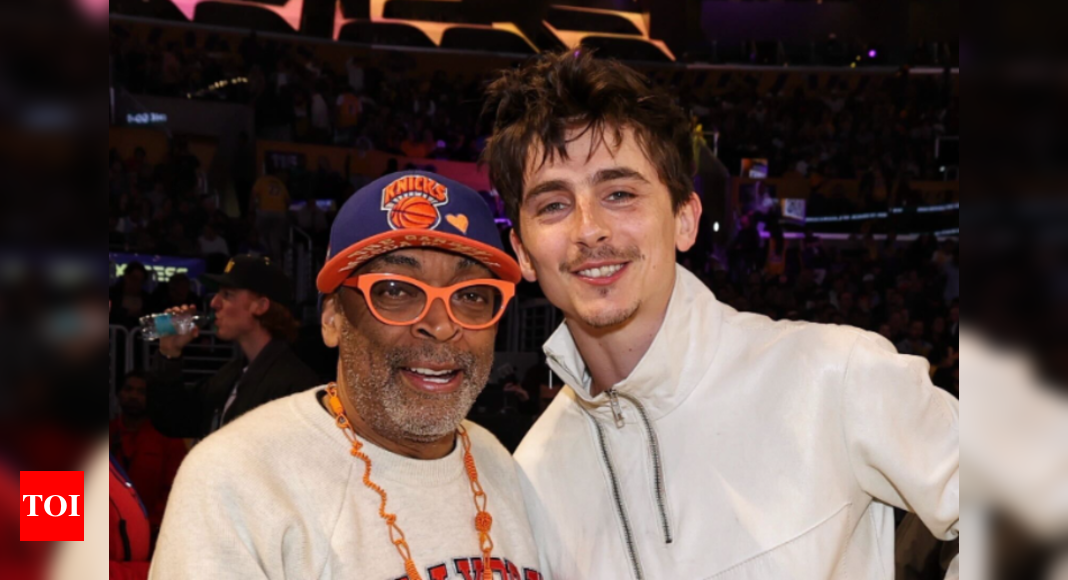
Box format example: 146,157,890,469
516,266,959,579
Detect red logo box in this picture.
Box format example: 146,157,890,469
20,471,84,542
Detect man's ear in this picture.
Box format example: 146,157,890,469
321,295,342,348
510,229,538,283
251,295,271,317
675,192,703,253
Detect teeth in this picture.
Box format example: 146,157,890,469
405,368,458,386
422,376,452,385
408,368,456,377
578,264,625,279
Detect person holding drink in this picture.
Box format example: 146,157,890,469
145,255,319,439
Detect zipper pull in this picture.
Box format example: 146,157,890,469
608,390,626,428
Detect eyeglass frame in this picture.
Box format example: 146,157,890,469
340,273,516,331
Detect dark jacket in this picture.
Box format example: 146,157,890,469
148,339,319,439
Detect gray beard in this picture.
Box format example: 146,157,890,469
338,320,491,443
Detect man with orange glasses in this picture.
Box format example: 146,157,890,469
151,171,544,580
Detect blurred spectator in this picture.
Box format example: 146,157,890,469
105,24,960,427
929,345,959,397
346,55,365,93
401,128,437,159
232,132,257,217
250,173,291,262
309,81,332,143
157,222,197,257
199,195,229,234
295,200,329,239
335,85,362,143
197,224,230,257
765,230,788,278
147,256,319,439
898,320,934,358
152,197,174,223
145,180,168,215
929,316,951,355
110,214,126,248
126,146,150,179
153,273,202,312
731,214,762,277
292,90,310,141
110,23,956,194
109,371,188,530
115,201,151,237
109,262,153,328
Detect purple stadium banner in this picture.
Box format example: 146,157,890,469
109,253,206,285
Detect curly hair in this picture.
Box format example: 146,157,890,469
480,50,696,232
255,300,300,343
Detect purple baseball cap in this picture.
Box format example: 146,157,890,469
317,171,521,293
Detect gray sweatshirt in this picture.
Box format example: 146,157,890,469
151,388,543,580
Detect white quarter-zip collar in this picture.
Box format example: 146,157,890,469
544,265,725,422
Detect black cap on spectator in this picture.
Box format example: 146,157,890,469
203,255,293,310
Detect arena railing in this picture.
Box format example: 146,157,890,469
286,225,318,325
516,299,562,354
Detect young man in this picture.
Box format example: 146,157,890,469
483,51,959,579
148,255,319,439
151,172,544,580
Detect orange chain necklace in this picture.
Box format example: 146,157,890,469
325,384,495,580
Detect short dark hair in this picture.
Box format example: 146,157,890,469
125,262,147,277
255,299,300,342
481,50,695,231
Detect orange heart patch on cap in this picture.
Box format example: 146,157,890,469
446,214,469,234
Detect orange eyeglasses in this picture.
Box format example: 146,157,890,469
341,274,516,331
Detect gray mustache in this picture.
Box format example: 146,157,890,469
386,345,476,374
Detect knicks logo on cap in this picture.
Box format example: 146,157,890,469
381,175,449,231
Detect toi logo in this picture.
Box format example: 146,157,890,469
20,471,84,542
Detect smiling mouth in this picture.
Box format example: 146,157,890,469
406,367,459,383
399,367,464,393
571,262,631,284
576,263,625,278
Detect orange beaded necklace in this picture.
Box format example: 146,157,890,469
325,384,495,580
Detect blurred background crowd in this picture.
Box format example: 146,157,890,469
105,0,960,448
24,0,1050,579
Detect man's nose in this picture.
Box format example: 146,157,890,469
573,198,611,248
411,296,461,342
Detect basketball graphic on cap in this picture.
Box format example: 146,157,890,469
391,196,439,229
